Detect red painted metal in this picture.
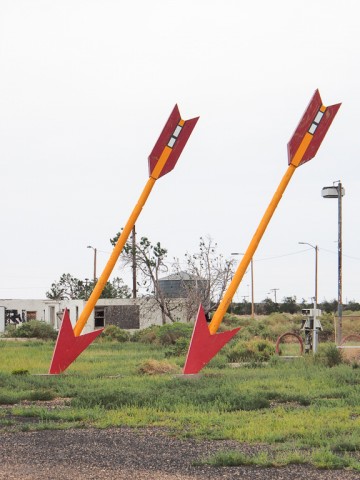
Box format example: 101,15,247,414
183,304,240,375
287,89,341,166
148,105,199,178
49,309,103,374
275,332,304,355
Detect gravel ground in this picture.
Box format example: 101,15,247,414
1,427,360,480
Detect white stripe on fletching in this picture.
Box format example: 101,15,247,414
308,109,324,135
167,123,183,148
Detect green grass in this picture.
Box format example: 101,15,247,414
2,339,360,470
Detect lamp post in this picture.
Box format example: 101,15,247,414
321,181,345,344
87,245,97,283
299,241,318,353
231,253,255,317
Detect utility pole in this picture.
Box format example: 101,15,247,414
322,181,345,344
270,288,279,303
132,225,137,299
87,246,97,283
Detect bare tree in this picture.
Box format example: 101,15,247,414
173,236,235,321
110,233,181,324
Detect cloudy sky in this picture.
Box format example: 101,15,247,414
0,0,359,306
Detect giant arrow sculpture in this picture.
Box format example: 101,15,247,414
50,105,199,374
183,89,340,375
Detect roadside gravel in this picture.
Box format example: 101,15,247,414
1,427,360,480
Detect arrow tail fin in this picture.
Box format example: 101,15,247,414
287,89,341,166
148,105,199,178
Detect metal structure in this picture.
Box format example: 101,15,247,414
49,105,199,374
184,89,341,375
298,242,319,353
301,308,323,353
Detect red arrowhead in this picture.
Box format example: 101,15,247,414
183,305,240,375
49,309,103,374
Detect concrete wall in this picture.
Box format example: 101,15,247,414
0,297,193,333
0,307,5,333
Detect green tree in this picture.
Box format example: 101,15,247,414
319,299,338,314
46,273,131,300
257,297,278,315
280,296,299,314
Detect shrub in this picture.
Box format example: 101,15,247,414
101,325,130,342
131,323,193,346
164,337,190,357
323,344,343,367
137,359,179,375
7,320,57,340
155,323,193,346
130,326,159,344
227,339,275,363
11,369,29,375
29,389,56,401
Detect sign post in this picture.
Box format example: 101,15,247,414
184,90,340,374
49,106,199,374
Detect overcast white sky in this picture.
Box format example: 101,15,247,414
0,0,359,305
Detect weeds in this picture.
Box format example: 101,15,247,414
4,320,57,340
201,448,360,470
1,339,360,471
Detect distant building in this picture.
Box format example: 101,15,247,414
159,271,209,304
0,297,191,334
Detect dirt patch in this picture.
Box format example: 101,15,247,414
1,427,360,480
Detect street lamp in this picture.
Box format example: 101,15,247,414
87,245,97,283
321,181,345,344
231,253,255,317
299,241,319,353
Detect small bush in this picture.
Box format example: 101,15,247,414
7,320,57,340
130,323,193,346
29,390,56,401
164,337,189,357
227,339,275,363
322,344,343,367
312,448,352,469
156,323,193,346
101,325,130,342
11,369,29,376
131,326,159,344
137,359,179,375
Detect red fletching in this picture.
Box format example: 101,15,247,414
287,89,341,166
148,105,199,178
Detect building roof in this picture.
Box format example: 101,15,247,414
159,271,206,281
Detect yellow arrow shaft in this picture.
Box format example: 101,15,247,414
208,132,313,334
73,146,172,337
